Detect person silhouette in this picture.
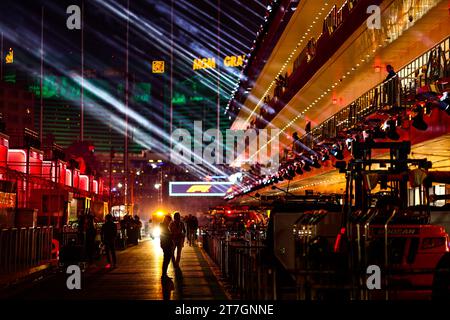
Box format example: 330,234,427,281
169,212,186,269
160,215,174,279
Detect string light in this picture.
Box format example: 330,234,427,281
231,2,333,125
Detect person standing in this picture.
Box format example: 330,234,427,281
101,214,117,268
134,215,142,243
191,215,198,246
169,212,186,268
160,215,173,279
384,64,398,107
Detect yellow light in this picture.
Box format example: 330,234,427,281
153,225,161,238
156,210,164,217
152,60,165,73
5,48,13,64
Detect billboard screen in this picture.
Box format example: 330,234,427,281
169,182,233,197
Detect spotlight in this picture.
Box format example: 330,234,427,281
311,156,321,168
331,144,344,160
383,119,400,140
439,92,450,115
302,160,311,171
283,172,292,180
295,163,303,175
287,165,295,177
412,105,428,131
345,138,354,150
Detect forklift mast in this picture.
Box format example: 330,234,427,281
342,141,430,223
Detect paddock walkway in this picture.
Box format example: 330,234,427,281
1,238,229,300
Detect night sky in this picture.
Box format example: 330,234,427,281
0,0,267,168
0,0,266,96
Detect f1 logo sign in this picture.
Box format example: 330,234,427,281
169,181,233,196
186,185,212,193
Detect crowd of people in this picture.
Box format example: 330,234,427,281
75,213,143,268
74,210,200,277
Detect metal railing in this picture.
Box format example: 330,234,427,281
0,226,53,274
307,36,450,143
202,230,277,300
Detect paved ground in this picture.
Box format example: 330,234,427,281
2,238,229,300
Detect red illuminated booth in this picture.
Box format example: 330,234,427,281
7,148,41,208
42,160,56,182
0,133,8,169
0,133,15,229
57,160,67,185
79,174,89,192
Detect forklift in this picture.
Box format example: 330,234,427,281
266,141,450,300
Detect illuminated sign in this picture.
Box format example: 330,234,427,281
5,48,14,63
152,60,165,73
5,48,13,64
169,181,233,197
172,93,204,104
193,57,216,70
223,55,245,67
192,55,245,70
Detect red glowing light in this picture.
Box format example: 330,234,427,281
334,227,346,252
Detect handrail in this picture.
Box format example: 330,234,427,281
0,226,53,274
304,36,450,142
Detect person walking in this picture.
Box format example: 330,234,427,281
185,215,192,246
169,211,186,268
101,214,117,268
191,215,198,246
160,215,173,279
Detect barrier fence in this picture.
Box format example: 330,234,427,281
202,231,277,300
0,226,53,274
